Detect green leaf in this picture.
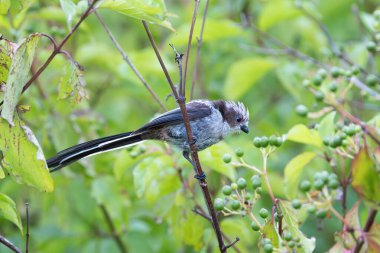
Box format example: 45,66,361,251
99,0,174,31
367,224,380,253
0,193,22,232
279,200,316,253
1,33,40,125
318,111,336,138
198,143,236,180
0,116,54,192
351,148,380,204
284,152,316,199
286,124,323,147
263,219,280,248
258,0,301,30
224,57,275,100
58,60,88,103
0,0,10,15
0,39,15,86
133,155,180,204
59,0,77,28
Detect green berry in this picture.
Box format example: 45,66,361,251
259,208,269,219
214,198,224,211
354,125,361,133
366,41,377,53
231,183,238,190
252,178,262,189
291,199,302,209
314,179,324,191
351,66,360,75
323,136,330,146
316,209,328,219
260,136,269,148
263,243,273,253
366,74,378,87
269,135,277,146
302,79,311,87
288,241,295,248
231,200,241,210
314,91,325,102
328,179,339,189
222,185,232,196
251,221,260,231
329,82,338,92
296,104,308,117
235,148,244,157
312,75,323,86
256,187,262,194
307,205,317,214
237,177,247,189
245,193,252,200
375,10,380,20
262,238,271,245
330,135,342,148
317,69,328,79
223,154,232,163
330,67,341,78
274,137,283,147
299,180,311,192
130,151,140,158
253,137,262,148
320,171,329,183
283,231,293,241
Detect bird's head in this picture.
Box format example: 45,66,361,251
214,100,249,134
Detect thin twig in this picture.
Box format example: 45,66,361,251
25,203,29,253
142,21,227,253
94,11,167,112
180,0,200,97
191,0,209,99
353,209,378,253
99,204,128,253
0,234,22,253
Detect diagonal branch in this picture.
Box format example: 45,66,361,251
191,0,210,99
180,0,200,97
0,234,22,253
142,20,227,253
94,11,167,112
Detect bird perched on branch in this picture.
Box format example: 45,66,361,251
47,100,249,178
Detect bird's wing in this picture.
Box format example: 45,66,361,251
136,101,212,132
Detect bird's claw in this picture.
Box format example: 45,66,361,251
194,172,206,180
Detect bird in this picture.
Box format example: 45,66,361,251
47,100,249,178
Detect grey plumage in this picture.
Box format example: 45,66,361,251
47,100,249,172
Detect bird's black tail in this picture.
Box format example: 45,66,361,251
47,132,143,172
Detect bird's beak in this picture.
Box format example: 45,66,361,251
240,125,249,133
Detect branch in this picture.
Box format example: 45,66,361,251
99,204,128,253
25,203,29,253
191,0,210,99
180,0,200,97
94,11,167,112
0,234,22,253
142,21,227,253
354,209,378,253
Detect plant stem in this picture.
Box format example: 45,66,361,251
262,152,276,203
0,234,22,253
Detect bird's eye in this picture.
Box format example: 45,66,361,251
236,117,242,123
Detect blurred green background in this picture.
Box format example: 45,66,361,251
0,0,379,252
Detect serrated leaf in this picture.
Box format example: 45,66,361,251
351,148,380,204
318,111,336,138
99,0,174,31
1,33,40,125
58,60,88,103
284,152,316,199
198,142,236,180
224,57,275,100
0,0,10,15
0,193,22,232
263,218,280,248
279,200,316,253
0,116,54,192
286,124,323,147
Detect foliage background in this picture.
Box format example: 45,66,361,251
0,0,379,252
